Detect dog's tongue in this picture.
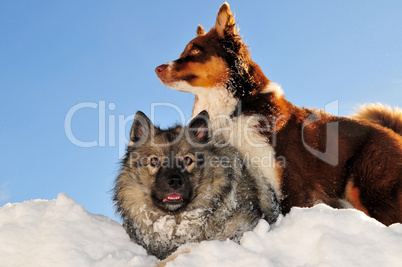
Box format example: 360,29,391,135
163,194,183,203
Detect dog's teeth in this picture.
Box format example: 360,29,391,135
163,194,182,202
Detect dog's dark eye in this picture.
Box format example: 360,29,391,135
183,156,193,166
149,157,159,167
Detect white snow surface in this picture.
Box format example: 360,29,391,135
1,193,401,267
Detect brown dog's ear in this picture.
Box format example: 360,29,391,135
215,2,236,38
130,111,154,146
196,25,205,36
187,110,211,144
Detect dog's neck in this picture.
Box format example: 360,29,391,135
191,81,285,121
191,85,239,119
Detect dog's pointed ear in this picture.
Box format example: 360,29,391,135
187,110,211,144
215,2,236,38
196,25,205,36
130,111,154,146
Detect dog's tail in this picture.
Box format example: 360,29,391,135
353,103,402,136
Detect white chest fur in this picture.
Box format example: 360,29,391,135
221,115,281,198
191,85,238,120
182,83,282,198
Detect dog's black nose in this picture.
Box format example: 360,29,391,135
167,174,184,190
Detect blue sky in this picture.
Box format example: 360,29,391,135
1,1,401,221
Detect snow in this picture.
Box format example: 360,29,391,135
1,193,401,267
0,193,158,267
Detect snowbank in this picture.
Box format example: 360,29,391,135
1,193,401,267
0,193,158,267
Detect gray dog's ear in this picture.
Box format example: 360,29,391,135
187,110,211,144
130,111,154,146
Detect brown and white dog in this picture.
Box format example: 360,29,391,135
155,3,402,225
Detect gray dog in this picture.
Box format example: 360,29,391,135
113,111,280,259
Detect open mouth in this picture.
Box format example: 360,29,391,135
162,194,184,203
154,193,187,213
